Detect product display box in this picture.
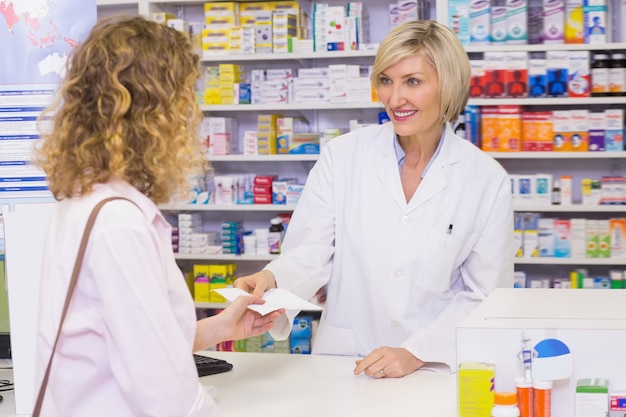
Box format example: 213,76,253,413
457,288,626,417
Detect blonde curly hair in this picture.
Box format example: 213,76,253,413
35,14,206,203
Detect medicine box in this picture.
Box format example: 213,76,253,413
576,378,609,417
291,315,313,339
290,337,311,354
457,361,495,416
457,288,626,417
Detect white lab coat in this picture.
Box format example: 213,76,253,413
266,122,514,370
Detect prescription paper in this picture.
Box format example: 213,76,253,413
213,287,323,316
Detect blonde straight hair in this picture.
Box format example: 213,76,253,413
371,20,470,124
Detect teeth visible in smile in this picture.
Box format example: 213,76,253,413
394,110,416,117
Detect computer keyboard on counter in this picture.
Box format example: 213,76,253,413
194,354,233,377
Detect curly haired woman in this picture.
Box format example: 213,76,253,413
34,15,282,417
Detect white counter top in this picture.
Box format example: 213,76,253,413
202,351,456,417
0,352,457,416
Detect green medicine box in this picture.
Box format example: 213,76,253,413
575,378,609,417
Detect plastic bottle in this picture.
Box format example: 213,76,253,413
268,217,284,254
551,179,561,205
533,380,552,417
609,52,626,96
492,391,520,416
515,377,533,417
591,52,610,97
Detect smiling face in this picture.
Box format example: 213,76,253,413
376,54,443,142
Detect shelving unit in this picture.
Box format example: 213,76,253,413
96,0,626,286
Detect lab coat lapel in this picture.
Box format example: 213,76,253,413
374,124,407,210
406,125,462,212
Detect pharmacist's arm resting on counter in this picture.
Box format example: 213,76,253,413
234,127,515,377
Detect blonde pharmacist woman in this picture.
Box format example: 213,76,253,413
34,16,282,417
235,19,514,378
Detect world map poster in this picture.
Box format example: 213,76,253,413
0,0,95,199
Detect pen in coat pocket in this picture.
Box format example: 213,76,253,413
447,224,453,235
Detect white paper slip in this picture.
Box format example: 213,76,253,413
213,287,323,316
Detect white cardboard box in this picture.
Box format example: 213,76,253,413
457,288,626,417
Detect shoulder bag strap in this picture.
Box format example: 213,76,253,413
32,196,137,416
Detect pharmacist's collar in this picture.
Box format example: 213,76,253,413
393,128,445,178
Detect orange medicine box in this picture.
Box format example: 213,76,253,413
522,111,554,151
498,105,522,151
481,106,500,152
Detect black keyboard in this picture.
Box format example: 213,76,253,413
194,354,233,377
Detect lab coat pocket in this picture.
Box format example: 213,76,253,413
415,230,474,292
311,315,358,356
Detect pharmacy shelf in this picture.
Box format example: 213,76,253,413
160,204,297,211
202,50,378,62
515,257,626,265
96,0,137,5
200,102,383,112
207,154,320,162
175,253,278,261
195,301,228,309
488,151,626,159
465,42,626,53
469,97,626,106
513,204,626,212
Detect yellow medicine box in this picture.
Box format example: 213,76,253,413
458,361,495,417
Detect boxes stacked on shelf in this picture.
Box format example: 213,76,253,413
510,173,575,205
328,64,351,102
253,175,278,204
480,106,522,152
174,213,201,254
257,114,281,154
514,212,626,260
451,0,617,43
469,107,624,152
218,64,245,105
204,66,220,105
311,2,370,52
210,263,236,302
193,264,211,302
254,10,274,53
203,2,238,55
272,0,309,38
242,130,259,155
221,221,243,254
522,111,554,150
276,117,320,154
272,177,298,204
219,313,317,354
151,12,176,25
528,56,548,97
229,24,255,54
192,263,236,303
292,67,331,103
200,116,239,155
312,3,329,51
290,315,314,354
260,69,291,104
272,12,298,53
612,0,626,41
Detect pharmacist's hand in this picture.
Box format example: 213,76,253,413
233,270,277,298
219,295,285,341
353,347,425,378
